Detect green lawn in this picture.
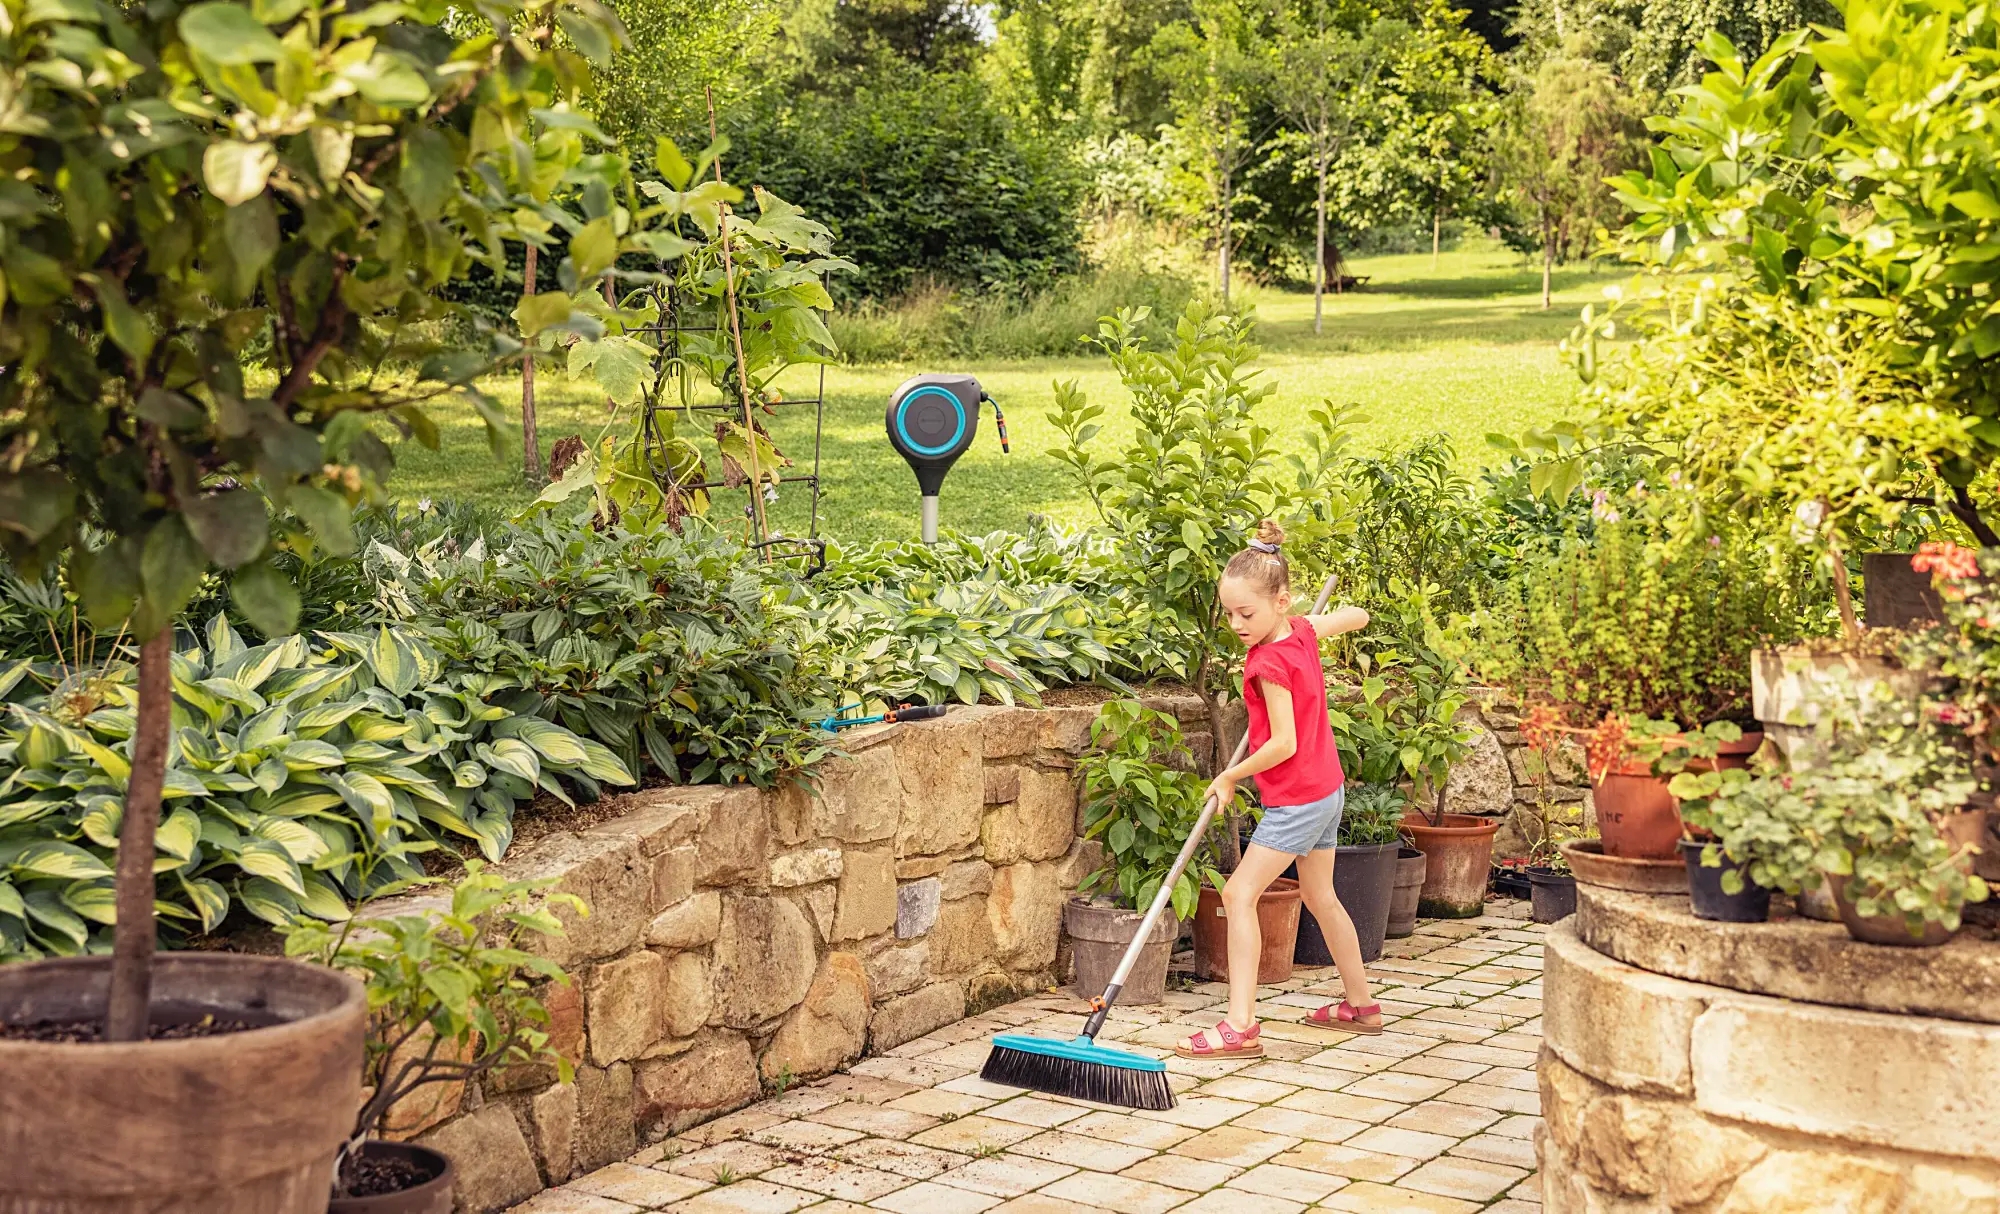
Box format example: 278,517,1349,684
390,246,1621,545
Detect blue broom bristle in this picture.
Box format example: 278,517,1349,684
980,1033,1174,1111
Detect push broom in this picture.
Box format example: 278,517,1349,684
980,575,1339,1110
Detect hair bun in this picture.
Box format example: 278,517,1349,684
1253,519,1285,548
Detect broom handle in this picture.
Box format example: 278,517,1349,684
1080,574,1338,1043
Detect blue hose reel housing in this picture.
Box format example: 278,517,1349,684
886,373,983,496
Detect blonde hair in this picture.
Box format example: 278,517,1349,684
1222,519,1289,596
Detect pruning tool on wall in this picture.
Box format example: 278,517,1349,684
814,703,948,733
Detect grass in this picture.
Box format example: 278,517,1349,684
387,245,1623,546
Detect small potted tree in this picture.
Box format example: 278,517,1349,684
1071,701,1216,1003
283,863,583,1212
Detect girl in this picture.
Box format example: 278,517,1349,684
1176,520,1381,1060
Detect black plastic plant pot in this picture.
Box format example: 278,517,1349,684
1679,839,1771,923
1526,867,1577,924
1491,866,1533,900
1290,843,1398,965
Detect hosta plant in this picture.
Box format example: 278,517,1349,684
1076,700,1220,919
0,615,629,961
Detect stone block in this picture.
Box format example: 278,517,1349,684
982,708,1042,759
1537,1048,1601,1158
418,1106,539,1212
929,895,995,975
897,877,941,939
988,861,1062,969
1715,1150,1904,1214
940,859,994,900
763,952,871,1083
695,787,768,886
770,847,843,887
656,951,711,1041
530,1081,578,1183
1543,922,1707,1095
545,978,585,1067
866,941,930,998
1039,706,1097,753
1443,722,1513,818
832,848,898,942
1053,838,1106,890
981,768,1077,865
984,766,1022,805
646,891,720,950
572,1062,637,1173
381,1025,468,1135
650,847,696,912
770,781,814,847
711,895,817,1029
797,885,836,942
580,789,704,856
893,713,984,858
1663,1108,1765,1209
813,742,903,844
1692,996,2000,1162
633,1032,760,1136
1906,1165,2000,1214
503,834,650,968
1575,1093,1666,1197
870,981,967,1052
587,951,670,1066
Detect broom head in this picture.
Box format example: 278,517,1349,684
980,1032,1173,1110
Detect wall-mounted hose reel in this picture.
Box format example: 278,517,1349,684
885,373,1009,543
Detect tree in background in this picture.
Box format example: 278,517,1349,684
595,0,778,146
1506,0,1838,90
1152,0,1272,304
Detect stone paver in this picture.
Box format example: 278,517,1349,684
512,912,1550,1214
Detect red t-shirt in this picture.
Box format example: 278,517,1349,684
1242,618,1344,806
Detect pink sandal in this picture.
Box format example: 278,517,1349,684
1309,1000,1384,1035
1175,1019,1264,1059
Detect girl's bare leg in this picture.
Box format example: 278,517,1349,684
1220,844,1295,1029
1295,848,1378,1023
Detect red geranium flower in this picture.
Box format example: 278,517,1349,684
1912,541,1981,582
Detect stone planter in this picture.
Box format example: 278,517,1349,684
1386,848,1426,938
1063,897,1176,1005
1292,843,1397,965
1193,878,1302,984
0,953,364,1214
1680,840,1770,923
328,1143,454,1214
1527,867,1577,924
1401,813,1500,918
1592,761,1681,860
1751,647,1928,767
1561,839,1687,894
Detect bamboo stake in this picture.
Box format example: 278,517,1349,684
706,86,769,552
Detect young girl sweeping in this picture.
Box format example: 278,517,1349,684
1176,520,1381,1059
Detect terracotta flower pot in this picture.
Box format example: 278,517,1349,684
1192,878,1303,985
1559,840,1687,894
1593,761,1682,860
1826,874,1956,947
1400,814,1500,919
1064,897,1178,1005
328,1142,454,1214
0,953,364,1214
1386,848,1426,938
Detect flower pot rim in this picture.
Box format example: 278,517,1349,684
1334,840,1402,857
1525,866,1575,884
1399,812,1502,838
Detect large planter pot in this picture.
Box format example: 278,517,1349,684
1594,761,1682,860
1560,840,1687,894
1752,648,1930,768
1065,897,1177,1005
328,1143,454,1214
1679,840,1770,923
1401,814,1500,919
1526,868,1577,924
1293,843,1397,965
1193,878,1302,985
1862,551,1944,630
1386,848,1426,938
1827,874,1956,947
0,953,364,1214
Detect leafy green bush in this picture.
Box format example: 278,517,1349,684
828,270,1196,364
1076,700,1219,919
0,615,628,961
1328,588,1475,805
1337,784,1408,846
1330,437,1487,620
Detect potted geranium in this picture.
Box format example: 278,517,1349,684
283,863,583,1212
1072,701,1218,1002
1510,795,1585,924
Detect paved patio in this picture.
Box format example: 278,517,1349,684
511,905,1547,1214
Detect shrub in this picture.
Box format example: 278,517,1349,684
0,615,628,961
828,270,1197,364
1337,784,1408,846
1327,588,1475,806
1076,700,1219,918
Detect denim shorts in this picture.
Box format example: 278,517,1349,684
1248,785,1346,856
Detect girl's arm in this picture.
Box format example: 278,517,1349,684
1301,606,1369,636
1206,679,1295,806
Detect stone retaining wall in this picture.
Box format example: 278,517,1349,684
1441,691,1594,859
392,700,1164,1213
1539,917,2000,1212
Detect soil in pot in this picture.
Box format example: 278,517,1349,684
1193,878,1303,985
0,953,364,1214
1680,841,1771,923
1594,762,1682,860
1401,814,1500,918
1827,874,1956,947
1387,848,1426,938
1065,897,1178,1004
329,1142,454,1214
1289,844,1398,966
1527,868,1577,924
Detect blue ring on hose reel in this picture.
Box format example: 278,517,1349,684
894,386,967,457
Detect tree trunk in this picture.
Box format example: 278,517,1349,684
1541,220,1554,311
1314,134,1328,336
1218,167,1233,307
521,244,545,487
106,628,171,1041
1432,193,1442,270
